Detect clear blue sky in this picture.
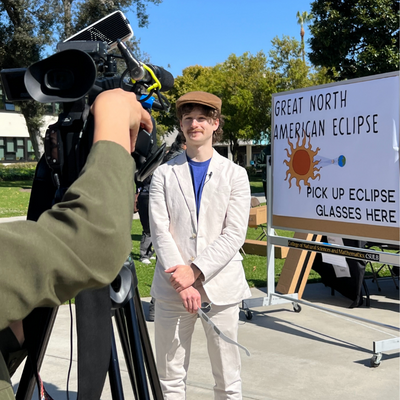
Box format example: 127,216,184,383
127,0,314,78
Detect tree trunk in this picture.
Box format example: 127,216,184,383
19,102,45,160
62,0,73,38
28,125,44,160
229,138,239,163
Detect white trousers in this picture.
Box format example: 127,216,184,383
154,295,242,400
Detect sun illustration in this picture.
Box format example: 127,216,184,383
284,135,321,193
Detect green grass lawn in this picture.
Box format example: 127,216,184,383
0,177,390,299
0,180,33,218
249,178,264,195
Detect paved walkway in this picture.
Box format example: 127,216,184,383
2,209,399,400
8,279,400,400
0,216,26,223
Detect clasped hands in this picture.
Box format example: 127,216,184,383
165,264,202,314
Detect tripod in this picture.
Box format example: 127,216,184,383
15,258,163,400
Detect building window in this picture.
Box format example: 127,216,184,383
6,140,15,153
27,140,35,161
0,137,36,162
5,103,15,111
16,148,24,160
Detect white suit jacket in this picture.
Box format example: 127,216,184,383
149,149,252,305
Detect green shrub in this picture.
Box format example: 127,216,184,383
245,166,260,179
0,162,37,181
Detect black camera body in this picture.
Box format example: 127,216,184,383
0,11,172,215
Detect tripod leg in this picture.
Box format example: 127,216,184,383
133,288,163,400
117,298,150,400
108,324,125,400
16,307,58,400
114,310,139,399
111,261,162,399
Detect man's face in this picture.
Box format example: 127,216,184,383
180,106,219,147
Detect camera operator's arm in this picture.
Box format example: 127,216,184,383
0,89,152,332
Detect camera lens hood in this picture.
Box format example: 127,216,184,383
25,49,97,103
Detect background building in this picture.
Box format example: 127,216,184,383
0,84,57,163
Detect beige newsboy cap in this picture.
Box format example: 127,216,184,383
176,91,222,113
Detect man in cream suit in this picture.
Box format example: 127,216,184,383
149,91,251,399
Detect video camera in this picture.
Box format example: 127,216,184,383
0,11,173,198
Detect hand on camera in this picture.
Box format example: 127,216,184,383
91,89,153,153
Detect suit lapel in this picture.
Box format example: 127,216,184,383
198,150,223,221
172,152,198,228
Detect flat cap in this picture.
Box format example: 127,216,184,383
176,91,222,113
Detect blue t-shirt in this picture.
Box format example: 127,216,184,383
187,156,211,218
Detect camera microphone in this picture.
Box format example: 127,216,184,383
144,63,174,92
117,40,174,92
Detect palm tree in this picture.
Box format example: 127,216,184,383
296,11,314,63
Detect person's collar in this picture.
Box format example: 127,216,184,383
185,146,214,162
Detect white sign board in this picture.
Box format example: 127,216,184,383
272,72,399,243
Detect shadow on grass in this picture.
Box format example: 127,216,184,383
0,180,33,189
131,233,142,242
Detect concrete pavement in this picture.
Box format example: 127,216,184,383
0,216,26,223
9,278,400,400
2,211,399,399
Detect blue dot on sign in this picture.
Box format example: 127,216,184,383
338,155,346,167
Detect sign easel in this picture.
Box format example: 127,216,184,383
242,71,400,367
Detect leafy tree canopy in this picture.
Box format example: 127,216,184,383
72,0,162,37
308,0,400,80
269,35,332,91
158,52,279,160
269,35,309,91
157,37,332,161
0,0,55,69
213,52,277,147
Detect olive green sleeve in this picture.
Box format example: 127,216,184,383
0,141,135,331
